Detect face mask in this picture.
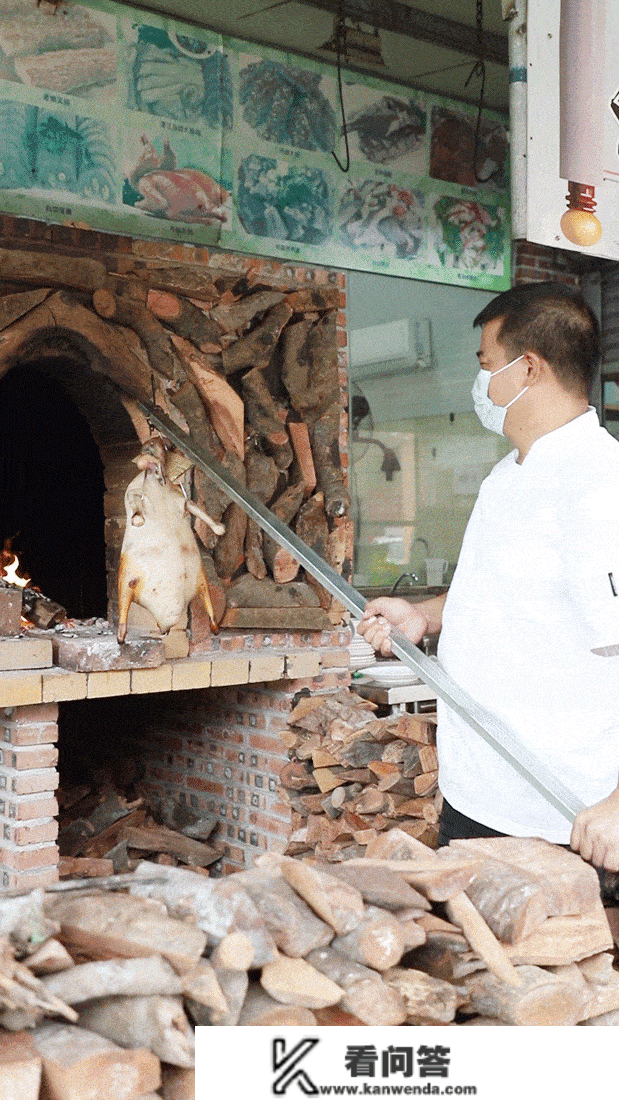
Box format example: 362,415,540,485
472,354,529,435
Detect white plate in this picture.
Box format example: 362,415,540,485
356,662,422,685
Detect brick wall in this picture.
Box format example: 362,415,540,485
0,704,59,890
513,239,593,287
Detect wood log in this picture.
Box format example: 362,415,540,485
309,402,350,517
448,837,603,916
213,501,248,579
262,480,306,583
41,956,183,1006
274,856,364,934
210,289,285,335
221,301,293,374
129,862,278,966
146,290,222,351
295,492,331,608
209,932,255,971
288,421,317,495
58,857,115,880
92,288,180,381
461,858,548,944
383,967,462,1023
245,439,279,578
78,994,194,1067
180,960,227,1017
260,954,344,1008
134,265,220,303
282,313,339,420
446,892,523,987
26,940,74,977
47,893,207,975
285,286,341,313
313,861,431,913
460,964,587,1025
0,1031,41,1100
119,824,221,868
0,288,52,332
170,334,244,460
0,249,106,292
237,983,316,1026
331,904,407,971
504,913,613,966
187,967,248,1026
242,366,292,468
305,947,406,1026
233,870,334,958
161,1066,196,1100
30,1022,161,1100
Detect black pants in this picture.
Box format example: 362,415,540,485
437,798,619,904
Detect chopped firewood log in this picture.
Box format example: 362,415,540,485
309,403,350,518
352,854,485,903
448,837,603,916
260,953,344,1009
146,290,222,351
222,301,293,374
262,479,306,582
58,858,114,879
40,956,183,1005
237,983,317,1026
0,891,58,951
288,421,317,495
446,892,523,988
280,761,317,791
30,1023,161,1100
285,286,341,313
460,965,587,1026
0,288,52,332
161,1065,196,1100
383,967,464,1024
26,940,74,977
233,870,334,958
504,913,613,966
226,575,319,608
180,960,227,1018
0,1031,42,1100
282,313,339,421
210,290,285,335
245,438,279,577
92,289,180,381
270,856,364,935
295,492,331,608
47,893,207,975
413,770,439,796
312,861,431,913
170,334,244,460
460,858,549,944
305,947,407,1026
119,824,222,868
78,994,195,1067
209,932,255,972
242,366,293,469
187,967,248,1026
330,904,407,971
129,863,278,966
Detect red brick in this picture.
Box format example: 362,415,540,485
9,819,58,846
8,704,58,725
0,866,58,890
2,744,58,770
3,795,58,821
2,722,58,746
9,769,58,795
0,843,58,870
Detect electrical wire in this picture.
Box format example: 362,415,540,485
464,0,499,185
331,0,351,173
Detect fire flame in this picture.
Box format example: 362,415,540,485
1,553,30,589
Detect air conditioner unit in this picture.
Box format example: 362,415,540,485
350,318,433,378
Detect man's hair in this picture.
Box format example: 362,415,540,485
473,282,600,396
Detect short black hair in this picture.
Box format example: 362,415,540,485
473,282,600,396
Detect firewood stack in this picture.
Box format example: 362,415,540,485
1,834,619,1097
0,269,352,631
279,689,442,858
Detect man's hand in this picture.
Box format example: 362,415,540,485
571,787,619,871
358,597,430,657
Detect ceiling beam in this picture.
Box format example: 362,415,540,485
303,0,509,66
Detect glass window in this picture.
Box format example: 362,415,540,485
348,271,511,590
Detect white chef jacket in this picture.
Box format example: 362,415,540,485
437,408,619,842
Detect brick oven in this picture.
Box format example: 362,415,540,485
0,218,352,891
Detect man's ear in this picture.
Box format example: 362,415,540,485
522,351,546,385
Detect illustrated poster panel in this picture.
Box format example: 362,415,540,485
527,0,619,259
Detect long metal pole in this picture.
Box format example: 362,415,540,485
136,401,583,824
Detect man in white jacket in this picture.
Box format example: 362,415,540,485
359,282,619,873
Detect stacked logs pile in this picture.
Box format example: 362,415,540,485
2,834,619,1100
279,689,442,858
0,254,352,629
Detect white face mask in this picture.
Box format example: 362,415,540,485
471,354,529,435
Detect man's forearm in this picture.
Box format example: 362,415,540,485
416,591,448,635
